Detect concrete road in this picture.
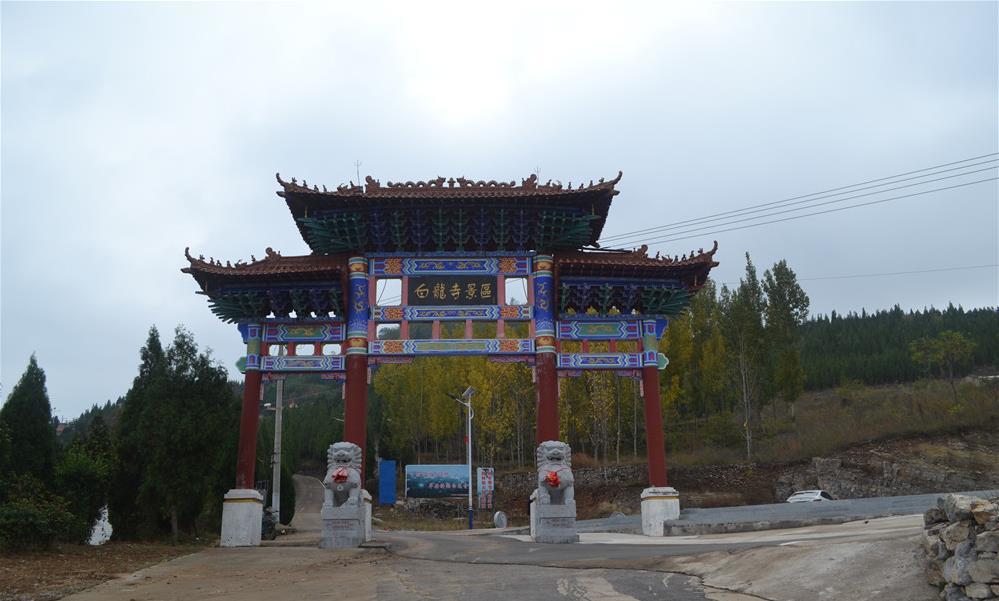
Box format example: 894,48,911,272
290,474,323,533
568,488,999,535
61,476,947,601
381,516,935,601
63,547,719,601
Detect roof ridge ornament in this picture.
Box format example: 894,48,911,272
277,170,622,196
385,176,446,189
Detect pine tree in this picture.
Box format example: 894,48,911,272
111,327,166,538
140,327,235,542
0,355,57,484
0,420,13,491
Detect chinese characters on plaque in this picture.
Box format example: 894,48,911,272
407,275,498,306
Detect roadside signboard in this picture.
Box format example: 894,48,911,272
477,467,495,509
405,464,470,499
378,459,397,505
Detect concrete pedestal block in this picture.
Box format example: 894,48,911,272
641,486,680,537
220,489,263,547
320,490,372,548
530,488,579,544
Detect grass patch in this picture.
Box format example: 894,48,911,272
750,379,999,463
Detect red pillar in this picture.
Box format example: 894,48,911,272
235,369,263,490
642,365,668,487
536,352,560,443
344,354,368,461
344,256,370,466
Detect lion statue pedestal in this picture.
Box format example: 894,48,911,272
530,441,579,544
319,442,372,549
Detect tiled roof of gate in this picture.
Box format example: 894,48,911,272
182,247,346,291
277,171,623,252
555,241,719,281
275,172,623,199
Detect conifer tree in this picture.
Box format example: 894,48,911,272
0,355,57,483
111,327,166,538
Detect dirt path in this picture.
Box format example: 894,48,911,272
0,543,197,601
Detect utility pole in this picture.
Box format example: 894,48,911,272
271,347,285,521
453,387,475,529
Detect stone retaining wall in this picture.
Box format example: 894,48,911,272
923,493,999,600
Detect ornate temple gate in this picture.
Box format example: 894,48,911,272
183,171,718,545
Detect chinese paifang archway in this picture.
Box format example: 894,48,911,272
183,172,718,543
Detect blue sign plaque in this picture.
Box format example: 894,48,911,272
405,464,470,498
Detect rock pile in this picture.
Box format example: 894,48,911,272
923,493,999,600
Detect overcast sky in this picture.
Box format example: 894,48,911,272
2,2,997,419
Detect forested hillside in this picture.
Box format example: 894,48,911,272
802,305,999,388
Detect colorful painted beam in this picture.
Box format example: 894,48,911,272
260,355,345,372
371,305,531,321
369,256,531,276
369,338,534,355
557,320,641,340
556,353,644,369
261,322,345,343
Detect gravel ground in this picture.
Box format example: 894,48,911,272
0,542,199,601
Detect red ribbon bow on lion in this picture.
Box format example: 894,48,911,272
544,470,560,487
332,467,349,484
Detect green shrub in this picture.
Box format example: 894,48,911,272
0,475,78,550
702,412,743,449
54,445,111,539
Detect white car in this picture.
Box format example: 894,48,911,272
786,490,835,503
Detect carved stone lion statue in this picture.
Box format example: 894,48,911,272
322,442,363,507
536,440,574,505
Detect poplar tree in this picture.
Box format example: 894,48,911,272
720,254,766,460
762,260,810,420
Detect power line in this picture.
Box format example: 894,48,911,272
598,152,999,244
718,263,999,290
639,176,998,247
601,159,998,246
719,263,999,286
613,167,998,248
799,264,999,282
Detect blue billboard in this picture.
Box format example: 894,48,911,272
405,464,470,498
379,459,397,505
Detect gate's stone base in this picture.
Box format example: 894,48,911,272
320,490,372,548
641,486,680,536
530,489,579,544
220,489,263,547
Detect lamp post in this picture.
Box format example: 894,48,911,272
452,386,475,530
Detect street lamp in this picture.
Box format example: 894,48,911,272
452,386,475,529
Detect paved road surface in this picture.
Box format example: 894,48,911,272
64,547,715,601
566,488,999,535
289,473,323,533
61,475,962,601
